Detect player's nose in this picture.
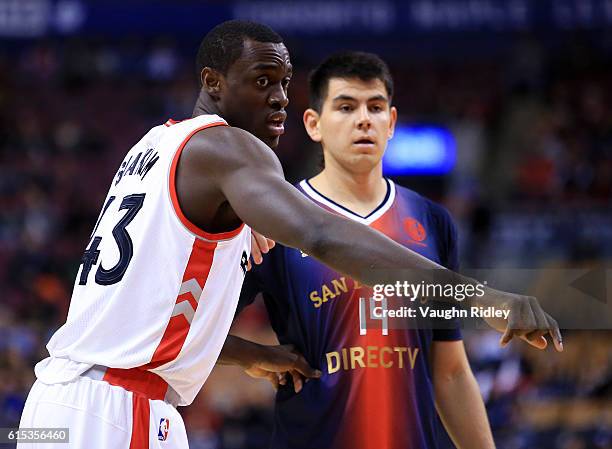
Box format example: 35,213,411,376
269,84,289,109
356,105,372,129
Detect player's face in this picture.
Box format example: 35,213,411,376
304,77,397,174
220,40,292,149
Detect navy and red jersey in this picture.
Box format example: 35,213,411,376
239,179,461,449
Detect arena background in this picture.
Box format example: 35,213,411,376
0,1,611,448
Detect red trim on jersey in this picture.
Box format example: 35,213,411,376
165,118,181,127
146,238,217,369
129,394,150,449
146,316,190,369
169,121,246,241
103,367,169,400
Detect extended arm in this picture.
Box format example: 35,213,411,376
184,126,562,351
207,127,464,283
432,341,496,449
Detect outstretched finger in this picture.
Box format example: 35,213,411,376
500,310,518,347
546,314,563,352
529,297,549,331
525,298,549,350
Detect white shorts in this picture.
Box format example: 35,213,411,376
18,376,188,449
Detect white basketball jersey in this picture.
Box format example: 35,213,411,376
36,114,251,405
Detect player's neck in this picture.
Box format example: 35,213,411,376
192,94,222,119
309,163,387,217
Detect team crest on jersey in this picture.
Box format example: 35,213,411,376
403,217,427,246
158,418,170,441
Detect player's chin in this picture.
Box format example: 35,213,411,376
352,145,382,157
351,152,381,164
262,134,281,149
347,155,381,172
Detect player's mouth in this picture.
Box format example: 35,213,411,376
352,136,376,148
267,111,287,136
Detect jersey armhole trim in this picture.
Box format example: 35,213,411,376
169,121,246,241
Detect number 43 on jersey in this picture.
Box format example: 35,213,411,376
79,193,146,286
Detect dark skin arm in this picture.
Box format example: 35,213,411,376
219,335,317,393
179,126,456,284
177,126,562,368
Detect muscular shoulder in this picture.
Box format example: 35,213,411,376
174,124,286,232
182,125,280,173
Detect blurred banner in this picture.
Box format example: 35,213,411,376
2,0,612,39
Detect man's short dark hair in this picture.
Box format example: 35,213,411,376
196,20,283,84
308,51,394,112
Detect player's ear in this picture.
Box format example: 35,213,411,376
201,67,224,100
387,106,398,139
303,108,322,143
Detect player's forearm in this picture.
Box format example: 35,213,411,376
306,215,527,316
434,367,496,449
312,218,563,348
217,334,261,368
221,144,487,297
221,141,562,348
305,212,467,287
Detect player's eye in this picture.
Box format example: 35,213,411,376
256,76,269,87
282,78,291,89
370,104,383,112
339,104,352,112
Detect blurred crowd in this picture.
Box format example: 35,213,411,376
0,33,610,449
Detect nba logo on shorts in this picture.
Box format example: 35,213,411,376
158,418,170,441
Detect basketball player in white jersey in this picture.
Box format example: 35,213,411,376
19,20,562,449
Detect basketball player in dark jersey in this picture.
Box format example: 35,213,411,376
230,52,495,449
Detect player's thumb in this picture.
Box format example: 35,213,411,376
522,334,547,350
